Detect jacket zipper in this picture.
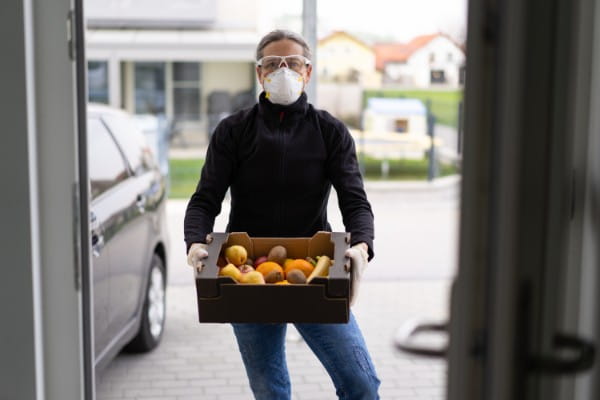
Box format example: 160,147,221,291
278,111,285,233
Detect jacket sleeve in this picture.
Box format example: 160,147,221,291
325,121,375,261
184,121,237,252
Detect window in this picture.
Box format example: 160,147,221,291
87,117,129,199
172,62,201,121
102,113,153,175
429,53,435,63
88,61,109,104
447,52,453,62
430,69,446,84
134,62,166,115
394,119,409,133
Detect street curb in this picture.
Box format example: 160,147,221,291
364,174,461,191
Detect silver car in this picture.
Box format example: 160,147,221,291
87,104,170,373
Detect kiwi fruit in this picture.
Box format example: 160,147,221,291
267,245,287,265
265,270,284,284
286,269,307,284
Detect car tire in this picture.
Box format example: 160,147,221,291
124,254,166,353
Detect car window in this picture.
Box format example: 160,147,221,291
88,117,130,200
101,113,153,175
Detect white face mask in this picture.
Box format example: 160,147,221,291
263,68,304,105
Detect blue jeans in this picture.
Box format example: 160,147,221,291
232,312,380,400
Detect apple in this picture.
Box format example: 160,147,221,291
239,264,255,274
239,270,265,284
224,245,247,266
254,255,268,268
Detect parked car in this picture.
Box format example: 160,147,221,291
87,104,170,373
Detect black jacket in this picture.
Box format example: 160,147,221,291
184,92,375,260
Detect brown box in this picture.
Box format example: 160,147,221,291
195,231,352,323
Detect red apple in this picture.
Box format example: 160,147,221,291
254,255,268,268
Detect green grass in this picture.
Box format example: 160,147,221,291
168,158,204,199
360,155,458,180
363,89,463,128
168,157,458,198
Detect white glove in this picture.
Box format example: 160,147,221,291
345,242,369,306
187,243,209,271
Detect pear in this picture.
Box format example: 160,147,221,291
219,263,242,282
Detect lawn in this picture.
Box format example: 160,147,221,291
167,157,458,199
363,89,463,128
168,158,204,199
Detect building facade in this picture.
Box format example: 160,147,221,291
317,31,381,87
85,0,261,145
374,33,466,88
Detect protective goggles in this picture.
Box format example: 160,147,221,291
256,55,311,73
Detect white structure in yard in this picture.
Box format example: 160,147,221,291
358,98,437,159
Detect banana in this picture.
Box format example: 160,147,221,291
307,255,332,283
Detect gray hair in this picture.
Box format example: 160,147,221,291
255,29,312,61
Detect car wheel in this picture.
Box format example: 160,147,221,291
124,254,166,353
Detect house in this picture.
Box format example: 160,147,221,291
374,33,466,87
317,31,381,87
85,0,261,145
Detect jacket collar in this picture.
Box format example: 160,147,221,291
258,91,309,124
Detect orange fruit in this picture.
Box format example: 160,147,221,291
275,280,290,285
283,258,294,269
284,259,314,278
256,261,284,278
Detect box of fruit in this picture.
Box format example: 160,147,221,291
194,231,352,323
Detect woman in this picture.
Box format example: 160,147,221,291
184,29,380,400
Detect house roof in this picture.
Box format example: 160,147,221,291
318,30,373,53
373,33,445,71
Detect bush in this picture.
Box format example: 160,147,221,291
359,155,457,180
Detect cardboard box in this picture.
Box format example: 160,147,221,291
195,231,351,323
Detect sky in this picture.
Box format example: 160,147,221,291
259,0,469,43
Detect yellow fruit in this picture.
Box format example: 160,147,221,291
275,280,290,285
224,245,247,266
307,255,332,282
219,263,242,282
239,270,265,284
